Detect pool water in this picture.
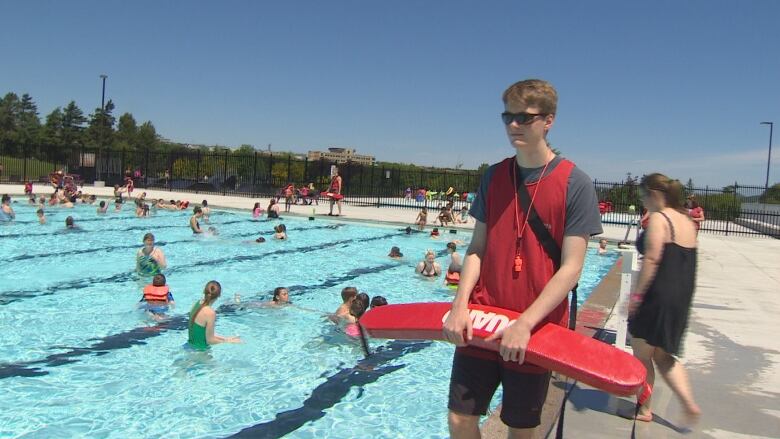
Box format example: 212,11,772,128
0,202,617,438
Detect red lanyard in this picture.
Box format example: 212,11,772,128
511,158,551,273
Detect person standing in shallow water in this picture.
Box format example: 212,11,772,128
442,79,602,437
629,173,701,424
188,281,241,350
136,233,167,276
190,207,203,234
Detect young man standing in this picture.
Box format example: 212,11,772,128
443,79,602,438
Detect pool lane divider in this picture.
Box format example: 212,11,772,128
227,340,431,438
0,252,419,379
0,223,349,305
0,219,275,264
0,217,260,239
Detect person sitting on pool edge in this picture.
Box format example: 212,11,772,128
137,232,167,275
330,287,358,323
416,250,442,277
139,274,175,320
188,280,241,350
267,199,281,219
388,246,403,259
252,202,265,219
190,206,204,234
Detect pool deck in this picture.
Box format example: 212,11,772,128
3,184,780,438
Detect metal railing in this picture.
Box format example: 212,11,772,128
1,145,778,238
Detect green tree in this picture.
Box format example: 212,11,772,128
763,183,780,204
41,107,64,156
85,99,116,148
0,93,21,152
136,121,159,150
115,112,137,150
61,101,87,149
17,93,41,146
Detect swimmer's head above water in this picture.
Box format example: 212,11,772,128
272,287,289,303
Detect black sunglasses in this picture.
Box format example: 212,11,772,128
501,112,546,125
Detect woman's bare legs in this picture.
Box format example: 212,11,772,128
653,349,701,423
631,338,656,421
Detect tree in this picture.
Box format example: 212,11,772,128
115,112,137,150
722,185,736,194
763,183,780,204
17,93,41,146
136,121,159,150
61,101,87,148
85,99,116,148
41,107,64,156
0,93,21,152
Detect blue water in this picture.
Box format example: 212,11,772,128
0,201,617,438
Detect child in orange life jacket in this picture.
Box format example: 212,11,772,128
139,274,175,319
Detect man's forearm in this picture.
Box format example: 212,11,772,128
517,263,581,330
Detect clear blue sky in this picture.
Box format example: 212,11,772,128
2,0,778,187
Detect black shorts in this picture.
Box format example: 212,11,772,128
448,350,551,429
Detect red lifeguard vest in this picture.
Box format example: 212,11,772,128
460,157,574,371
143,285,170,302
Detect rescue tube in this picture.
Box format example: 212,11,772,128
321,192,344,200
359,302,651,402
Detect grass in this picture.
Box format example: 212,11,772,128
0,155,58,182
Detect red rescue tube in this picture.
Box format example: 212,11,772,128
321,192,344,200
359,302,651,403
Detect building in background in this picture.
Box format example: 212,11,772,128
307,147,375,166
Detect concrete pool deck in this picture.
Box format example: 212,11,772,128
2,184,779,438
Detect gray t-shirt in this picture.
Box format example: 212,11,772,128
470,156,603,237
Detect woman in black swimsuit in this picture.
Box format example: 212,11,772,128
416,250,442,277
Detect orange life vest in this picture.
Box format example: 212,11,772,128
143,285,170,302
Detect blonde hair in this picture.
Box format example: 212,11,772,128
189,281,222,328
640,173,685,212
502,79,558,115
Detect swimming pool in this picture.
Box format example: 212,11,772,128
0,202,617,438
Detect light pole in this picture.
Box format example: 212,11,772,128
761,121,774,197
99,74,108,110
99,74,108,182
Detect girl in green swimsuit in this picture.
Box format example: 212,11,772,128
188,281,241,350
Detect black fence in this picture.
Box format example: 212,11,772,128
1,145,778,238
